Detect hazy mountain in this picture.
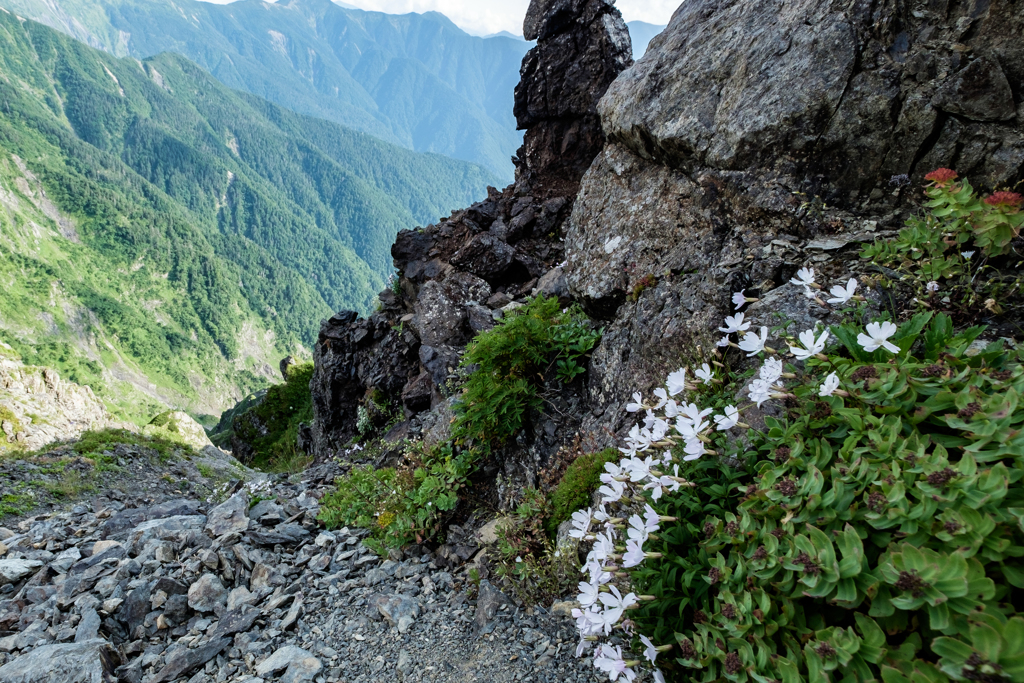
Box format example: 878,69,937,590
0,0,531,180
626,21,665,59
0,10,495,419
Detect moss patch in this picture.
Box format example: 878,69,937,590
546,447,619,535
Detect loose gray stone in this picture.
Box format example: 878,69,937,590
73,608,101,642
0,639,118,683
255,646,318,677
187,574,227,613
0,560,43,585
205,492,250,536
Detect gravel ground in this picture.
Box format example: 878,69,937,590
0,457,615,683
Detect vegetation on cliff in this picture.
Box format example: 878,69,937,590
560,173,1024,682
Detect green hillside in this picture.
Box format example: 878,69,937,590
0,11,495,422
0,0,530,180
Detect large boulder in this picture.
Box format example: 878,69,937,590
143,411,214,450
600,0,1024,200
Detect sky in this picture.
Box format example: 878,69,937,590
198,0,679,37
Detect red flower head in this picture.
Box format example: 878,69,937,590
983,191,1023,211
924,168,958,185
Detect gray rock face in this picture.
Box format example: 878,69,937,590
564,0,1023,447
308,0,630,477
600,0,1024,199
0,639,119,683
0,350,124,454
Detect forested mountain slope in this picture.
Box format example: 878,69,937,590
0,0,530,179
0,10,494,421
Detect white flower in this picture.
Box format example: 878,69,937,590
600,585,638,613
732,290,748,310
759,357,784,385
584,559,611,586
625,392,644,413
622,456,654,484
568,509,592,539
652,387,669,409
738,327,768,356
594,644,636,682
578,580,600,608
819,372,841,397
591,606,624,636
515,556,523,563
643,504,661,531
748,378,772,407
857,321,900,354
628,512,658,543
961,251,975,260
654,670,666,683
622,539,646,568
717,335,731,348
590,532,615,563
598,478,625,503
714,405,740,430
666,368,688,396
926,281,940,292
719,313,751,334
790,267,816,288
826,278,859,304
604,236,623,253
640,634,659,664
681,438,706,462
789,328,829,361
695,363,714,384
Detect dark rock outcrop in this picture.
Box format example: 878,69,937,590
514,0,632,189
565,0,1023,440
308,0,633,479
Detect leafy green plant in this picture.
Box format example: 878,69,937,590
318,465,400,532
625,312,1024,682
228,362,314,471
454,294,601,449
860,170,1024,326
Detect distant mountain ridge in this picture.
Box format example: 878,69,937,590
0,10,495,419
0,0,531,179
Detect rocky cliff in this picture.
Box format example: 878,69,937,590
308,0,633,496
566,0,1023,439
0,343,120,452
310,0,1023,503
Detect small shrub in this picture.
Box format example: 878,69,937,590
494,488,578,605
319,465,400,532
546,447,618,535
454,294,601,450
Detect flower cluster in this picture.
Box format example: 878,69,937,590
568,269,910,681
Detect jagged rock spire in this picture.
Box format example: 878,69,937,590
513,0,632,192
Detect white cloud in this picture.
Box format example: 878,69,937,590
196,0,679,37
